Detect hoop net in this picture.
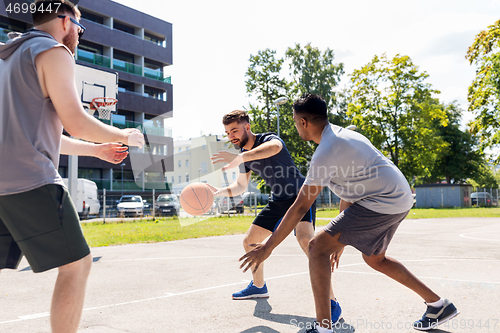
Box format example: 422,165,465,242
90,97,117,120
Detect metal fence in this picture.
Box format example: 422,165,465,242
472,187,500,207
80,187,342,222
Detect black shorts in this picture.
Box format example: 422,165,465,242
0,184,90,273
253,196,316,232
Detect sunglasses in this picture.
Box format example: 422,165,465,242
58,15,86,40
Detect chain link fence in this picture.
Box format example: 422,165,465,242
471,187,500,207
79,187,343,221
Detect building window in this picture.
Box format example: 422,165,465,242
113,21,135,35
79,9,104,25
118,80,134,93
144,32,165,47
185,160,189,167
113,49,135,64
185,174,189,182
179,148,182,152
200,162,207,174
186,147,189,151
171,176,174,184
58,166,68,178
144,86,166,101
78,168,103,180
232,172,236,180
78,40,104,55
178,175,181,183
178,160,181,168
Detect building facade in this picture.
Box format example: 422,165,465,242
166,135,266,198
1,0,173,195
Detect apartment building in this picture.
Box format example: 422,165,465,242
1,0,173,194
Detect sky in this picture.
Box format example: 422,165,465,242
115,0,500,141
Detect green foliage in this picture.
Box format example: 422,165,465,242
419,102,486,185
82,216,255,247
246,49,289,132
467,163,498,188
466,19,500,159
245,44,345,171
285,43,345,110
348,54,448,184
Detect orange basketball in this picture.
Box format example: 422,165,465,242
180,182,214,216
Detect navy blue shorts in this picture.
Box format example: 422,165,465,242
253,197,316,232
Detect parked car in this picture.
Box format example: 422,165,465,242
155,194,180,216
62,178,100,220
471,192,498,206
218,195,244,214
117,195,144,217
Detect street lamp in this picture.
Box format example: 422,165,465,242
120,163,126,196
273,97,288,137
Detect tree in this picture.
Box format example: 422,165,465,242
285,43,345,112
245,45,346,170
348,54,448,183
419,101,485,184
467,163,498,189
466,19,500,160
245,49,289,133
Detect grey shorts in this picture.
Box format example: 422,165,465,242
0,184,90,273
324,203,409,256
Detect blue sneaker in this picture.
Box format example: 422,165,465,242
331,299,342,324
413,299,459,330
232,281,269,300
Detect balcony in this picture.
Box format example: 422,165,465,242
95,116,171,137
113,58,142,76
76,49,111,68
144,67,171,83
1,29,11,43
81,18,167,49
75,49,171,84
117,90,172,116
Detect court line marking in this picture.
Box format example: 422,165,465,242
3,258,498,326
97,253,360,262
95,254,500,263
459,231,500,242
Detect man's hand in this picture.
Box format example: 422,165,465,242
205,183,221,196
95,143,129,164
330,247,345,272
211,151,243,170
124,129,145,148
239,243,272,273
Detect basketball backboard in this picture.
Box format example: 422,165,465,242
75,63,118,115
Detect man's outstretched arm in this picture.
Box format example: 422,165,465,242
211,139,283,171
60,136,128,164
239,184,323,272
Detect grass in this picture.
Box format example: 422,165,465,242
316,206,500,219
82,207,500,247
82,215,254,247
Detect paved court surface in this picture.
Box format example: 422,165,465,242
1,217,499,333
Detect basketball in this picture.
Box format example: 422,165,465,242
180,182,214,216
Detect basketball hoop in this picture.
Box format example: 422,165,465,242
90,97,117,120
